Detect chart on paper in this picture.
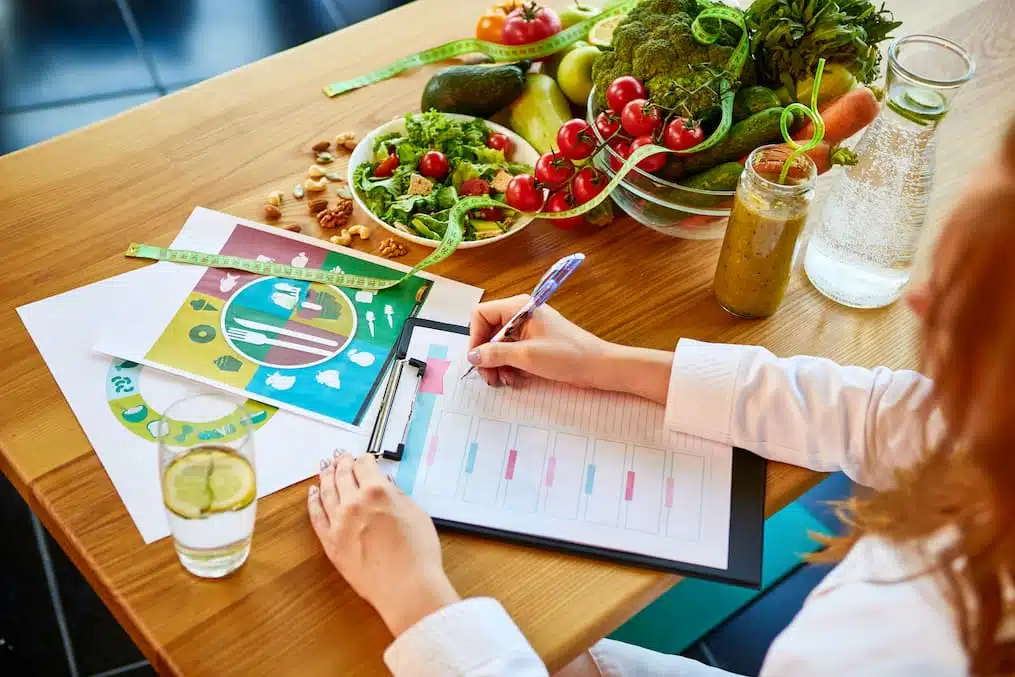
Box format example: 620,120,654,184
389,326,735,570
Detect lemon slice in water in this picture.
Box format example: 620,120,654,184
588,14,625,48
163,448,256,519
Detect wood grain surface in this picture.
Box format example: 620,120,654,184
1,0,1013,674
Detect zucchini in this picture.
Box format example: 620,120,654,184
732,86,781,122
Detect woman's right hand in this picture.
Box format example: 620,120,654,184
467,295,609,389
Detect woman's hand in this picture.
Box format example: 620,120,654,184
308,452,460,637
468,295,674,404
468,294,610,388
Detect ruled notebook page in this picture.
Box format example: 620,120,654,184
385,325,733,570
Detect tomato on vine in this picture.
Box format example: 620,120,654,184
607,138,631,173
595,111,621,139
605,76,646,113
663,118,705,151
556,119,596,161
534,150,575,190
629,135,666,173
545,190,584,229
621,99,661,137
505,174,544,212
572,167,607,204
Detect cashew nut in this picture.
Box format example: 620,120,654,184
347,224,371,240
304,177,328,192
329,229,352,246
266,190,284,206
308,164,327,179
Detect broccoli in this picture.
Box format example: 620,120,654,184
592,0,752,119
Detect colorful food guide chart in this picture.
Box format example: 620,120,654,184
96,209,435,429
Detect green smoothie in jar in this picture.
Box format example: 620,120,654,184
713,145,817,319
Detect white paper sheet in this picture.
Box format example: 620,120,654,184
18,210,482,543
383,326,734,570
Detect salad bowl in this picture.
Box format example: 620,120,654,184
349,113,541,249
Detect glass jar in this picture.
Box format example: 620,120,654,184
713,145,817,319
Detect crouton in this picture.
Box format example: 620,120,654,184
407,174,433,196
491,169,513,193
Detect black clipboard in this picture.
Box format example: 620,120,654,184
390,318,766,588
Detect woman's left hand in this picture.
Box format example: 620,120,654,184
309,452,460,636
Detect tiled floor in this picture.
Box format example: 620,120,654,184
1,2,855,675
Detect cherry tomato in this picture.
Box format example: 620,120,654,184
629,135,666,173
475,207,504,221
595,111,621,139
374,152,399,178
556,119,596,161
418,150,449,180
606,76,646,113
459,178,491,196
534,150,575,190
607,138,631,173
486,132,513,156
501,3,562,45
505,174,545,212
621,99,661,137
663,117,705,151
572,167,608,204
544,190,584,229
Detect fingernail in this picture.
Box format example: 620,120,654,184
467,349,481,365
333,449,341,459
320,458,330,470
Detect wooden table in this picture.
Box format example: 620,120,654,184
1,0,1011,674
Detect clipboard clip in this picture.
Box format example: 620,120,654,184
367,356,427,461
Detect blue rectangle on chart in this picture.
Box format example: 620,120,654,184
395,343,450,495
465,441,479,474
585,464,596,495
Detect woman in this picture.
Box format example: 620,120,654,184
307,120,1015,677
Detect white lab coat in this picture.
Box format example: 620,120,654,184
383,339,986,677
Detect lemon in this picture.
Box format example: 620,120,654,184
163,448,256,518
588,14,625,48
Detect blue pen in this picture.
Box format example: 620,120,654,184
461,253,585,380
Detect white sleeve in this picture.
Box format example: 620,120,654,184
384,598,548,677
665,339,937,490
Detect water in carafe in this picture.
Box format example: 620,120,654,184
804,35,974,308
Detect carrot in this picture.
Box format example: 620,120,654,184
738,142,858,176
794,86,879,145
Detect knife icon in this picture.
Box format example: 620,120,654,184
233,318,339,347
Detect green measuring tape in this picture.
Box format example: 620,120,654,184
323,1,638,97
130,4,749,290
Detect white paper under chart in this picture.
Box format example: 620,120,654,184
384,326,734,570
18,214,482,543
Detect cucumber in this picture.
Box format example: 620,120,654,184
420,62,529,119
732,86,781,122
678,162,745,191
672,107,786,177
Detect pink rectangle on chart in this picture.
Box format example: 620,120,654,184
665,477,675,508
425,435,439,466
624,471,636,501
505,449,518,480
420,359,451,395
545,456,557,487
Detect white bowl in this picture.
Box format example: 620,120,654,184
349,113,540,249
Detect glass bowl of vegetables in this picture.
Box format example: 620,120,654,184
349,112,539,249
586,88,735,240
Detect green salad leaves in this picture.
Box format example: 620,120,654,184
353,111,532,241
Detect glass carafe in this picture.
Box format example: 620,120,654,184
804,34,975,308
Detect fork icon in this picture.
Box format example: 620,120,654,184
225,328,334,357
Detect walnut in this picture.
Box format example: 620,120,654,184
316,196,353,229
379,237,409,259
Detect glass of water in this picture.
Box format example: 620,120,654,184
157,394,257,578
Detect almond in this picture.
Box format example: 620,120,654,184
312,140,331,152
308,198,328,214
263,204,281,220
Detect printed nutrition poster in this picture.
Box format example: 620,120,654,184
97,208,481,429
